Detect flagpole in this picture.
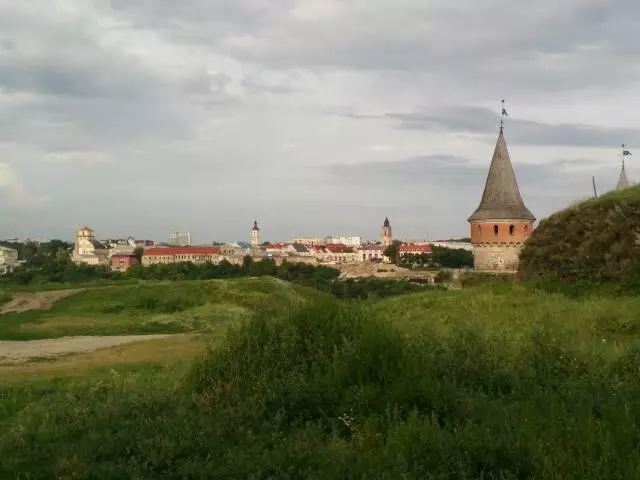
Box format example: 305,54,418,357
592,176,597,198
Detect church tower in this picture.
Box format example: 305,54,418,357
251,220,260,247
381,217,393,247
468,112,535,272
616,144,631,191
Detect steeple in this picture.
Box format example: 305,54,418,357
617,144,631,191
468,130,535,222
383,217,390,228
252,220,259,231
617,163,630,191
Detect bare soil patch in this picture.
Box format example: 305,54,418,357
335,263,432,280
0,334,175,364
0,290,83,315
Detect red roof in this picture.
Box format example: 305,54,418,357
144,247,220,256
265,243,289,249
326,244,354,253
399,244,432,253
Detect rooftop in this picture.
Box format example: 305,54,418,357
468,130,535,222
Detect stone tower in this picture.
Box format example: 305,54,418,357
251,220,260,247
467,128,535,272
381,217,393,247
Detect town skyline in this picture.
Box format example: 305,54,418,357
1,1,638,241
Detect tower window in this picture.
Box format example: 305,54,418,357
509,225,515,235
493,225,499,236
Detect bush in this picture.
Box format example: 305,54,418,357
434,270,452,283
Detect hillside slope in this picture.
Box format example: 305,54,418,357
519,185,640,283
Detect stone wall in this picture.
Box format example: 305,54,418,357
472,244,523,273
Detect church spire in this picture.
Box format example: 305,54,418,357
468,124,535,222
616,144,631,191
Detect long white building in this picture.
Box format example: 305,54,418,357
325,235,361,247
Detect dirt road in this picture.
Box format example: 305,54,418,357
0,290,83,315
0,335,175,364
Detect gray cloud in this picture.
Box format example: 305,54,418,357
1,0,639,242
386,107,640,148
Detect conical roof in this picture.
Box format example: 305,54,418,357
383,217,390,228
252,220,259,231
468,130,535,222
616,162,630,190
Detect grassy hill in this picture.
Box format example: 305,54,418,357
0,277,310,340
3,283,640,478
519,185,640,285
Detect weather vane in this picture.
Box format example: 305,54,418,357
622,144,632,168
500,99,509,132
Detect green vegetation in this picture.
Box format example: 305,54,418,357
0,278,308,340
3,285,640,478
3,258,433,301
384,242,473,269
520,184,640,287
0,292,11,306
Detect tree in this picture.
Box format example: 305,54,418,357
430,246,473,269
133,247,144,263
383,240,402,265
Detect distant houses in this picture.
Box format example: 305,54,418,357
0,245,19,275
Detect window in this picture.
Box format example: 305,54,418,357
509,225,515,235
493,225,499,236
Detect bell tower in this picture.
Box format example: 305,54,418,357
381,217,393,247
251,220,260,247
467,102,535,273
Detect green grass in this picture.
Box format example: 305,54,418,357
0,292,11,307
0,277,309,340
3,284,640,478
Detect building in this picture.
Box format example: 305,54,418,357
428,241,474,252
467,126,535,273
381,217,393,247
169,231,192,247
291,243,313,257
71,226,109,266
0,245,19,275
325,236,361,247
142,247,221,266
290,237,325,246
324,244,358,263
251,221,260,247
110,253,139,272
359,244,387,263
399,244,432,257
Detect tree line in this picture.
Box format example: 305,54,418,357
1,241,438,300
383,241,473,269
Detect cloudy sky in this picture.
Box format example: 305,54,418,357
1,0,639,243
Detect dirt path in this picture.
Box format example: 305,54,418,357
0,335,175,364
0,289,84,315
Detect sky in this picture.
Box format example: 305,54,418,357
1,0,639,243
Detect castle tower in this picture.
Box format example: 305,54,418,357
616,145,631,191
251,220,260,247
467,125,535,273
381,217,393,247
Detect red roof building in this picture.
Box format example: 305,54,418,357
325,244,354,253
399,244,432,255
110,253,139,272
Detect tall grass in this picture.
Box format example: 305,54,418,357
3,291,640,478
